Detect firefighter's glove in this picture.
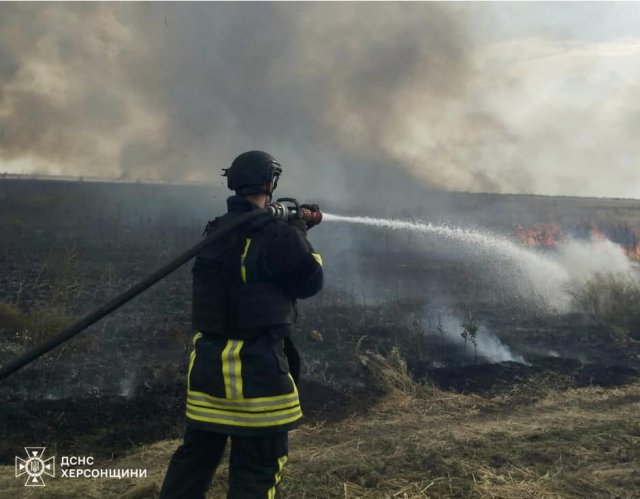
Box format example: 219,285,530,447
300,204,321,230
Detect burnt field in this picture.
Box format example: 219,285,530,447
1,178,640,497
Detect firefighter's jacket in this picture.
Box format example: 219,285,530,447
187,196,323,434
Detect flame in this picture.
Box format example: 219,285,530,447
515,223,563,248
515,222,640,261
591,223,640,261
624,242,640,260
589,224,607,242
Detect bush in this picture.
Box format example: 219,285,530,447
569,273,640,344
570,273,640,323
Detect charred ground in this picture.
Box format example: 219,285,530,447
0,178,639,497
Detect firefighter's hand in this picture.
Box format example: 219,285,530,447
301,203,319,212
300,204,321,230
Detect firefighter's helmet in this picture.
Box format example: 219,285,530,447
223,150,282,196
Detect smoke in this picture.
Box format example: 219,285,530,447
0,2,469,205
552,238,636,282
118,370,137,399
2,3,640,199
437,314,527,365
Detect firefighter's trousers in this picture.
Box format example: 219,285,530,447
159,426,288,499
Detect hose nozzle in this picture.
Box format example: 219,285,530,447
269,198,322,226
299,207,323,226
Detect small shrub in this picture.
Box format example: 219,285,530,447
570,274,640,321
461,311,480,363
569,273,640,345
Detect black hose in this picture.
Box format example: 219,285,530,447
0,207,272,381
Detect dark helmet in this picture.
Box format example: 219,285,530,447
223,150,283,197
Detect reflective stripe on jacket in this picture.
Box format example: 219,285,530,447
186,332,302,434
187,196,322,434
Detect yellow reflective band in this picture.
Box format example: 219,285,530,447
232,340,243,398
268,455,288,499
186,405,303,427
240,238,252,283
187,332,203,391
192,331,203,346
221,340,244,399
186,403,301,420
311,252,322,267
186,370,303,427
186,411,302,428
221,341,233,398
188,389,299,405
288,373,299,395
187,394,299,413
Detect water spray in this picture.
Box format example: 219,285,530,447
322,213,573,307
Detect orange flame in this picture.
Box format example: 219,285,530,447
624,243,640,260
515,223,563,248
589,224,607,242
515,222,640,261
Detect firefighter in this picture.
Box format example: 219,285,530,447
159,151,323,498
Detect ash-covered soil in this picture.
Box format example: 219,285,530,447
1,178,640,471
422,358,639,394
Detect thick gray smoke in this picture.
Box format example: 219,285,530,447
1,3,640,199
0,3,468,203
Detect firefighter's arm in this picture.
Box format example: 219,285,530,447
262,223,323,298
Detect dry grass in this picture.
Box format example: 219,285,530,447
1,363,639,498
568,273,640,346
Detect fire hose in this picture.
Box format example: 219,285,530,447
0,199,322,381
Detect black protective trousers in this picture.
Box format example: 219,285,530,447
159,427,289,499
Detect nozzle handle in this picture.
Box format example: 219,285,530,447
269,198,322,226
300,208,323,226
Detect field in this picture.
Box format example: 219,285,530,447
0,178,639,498
2,377,640,498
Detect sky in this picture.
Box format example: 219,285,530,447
1,2,639,200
